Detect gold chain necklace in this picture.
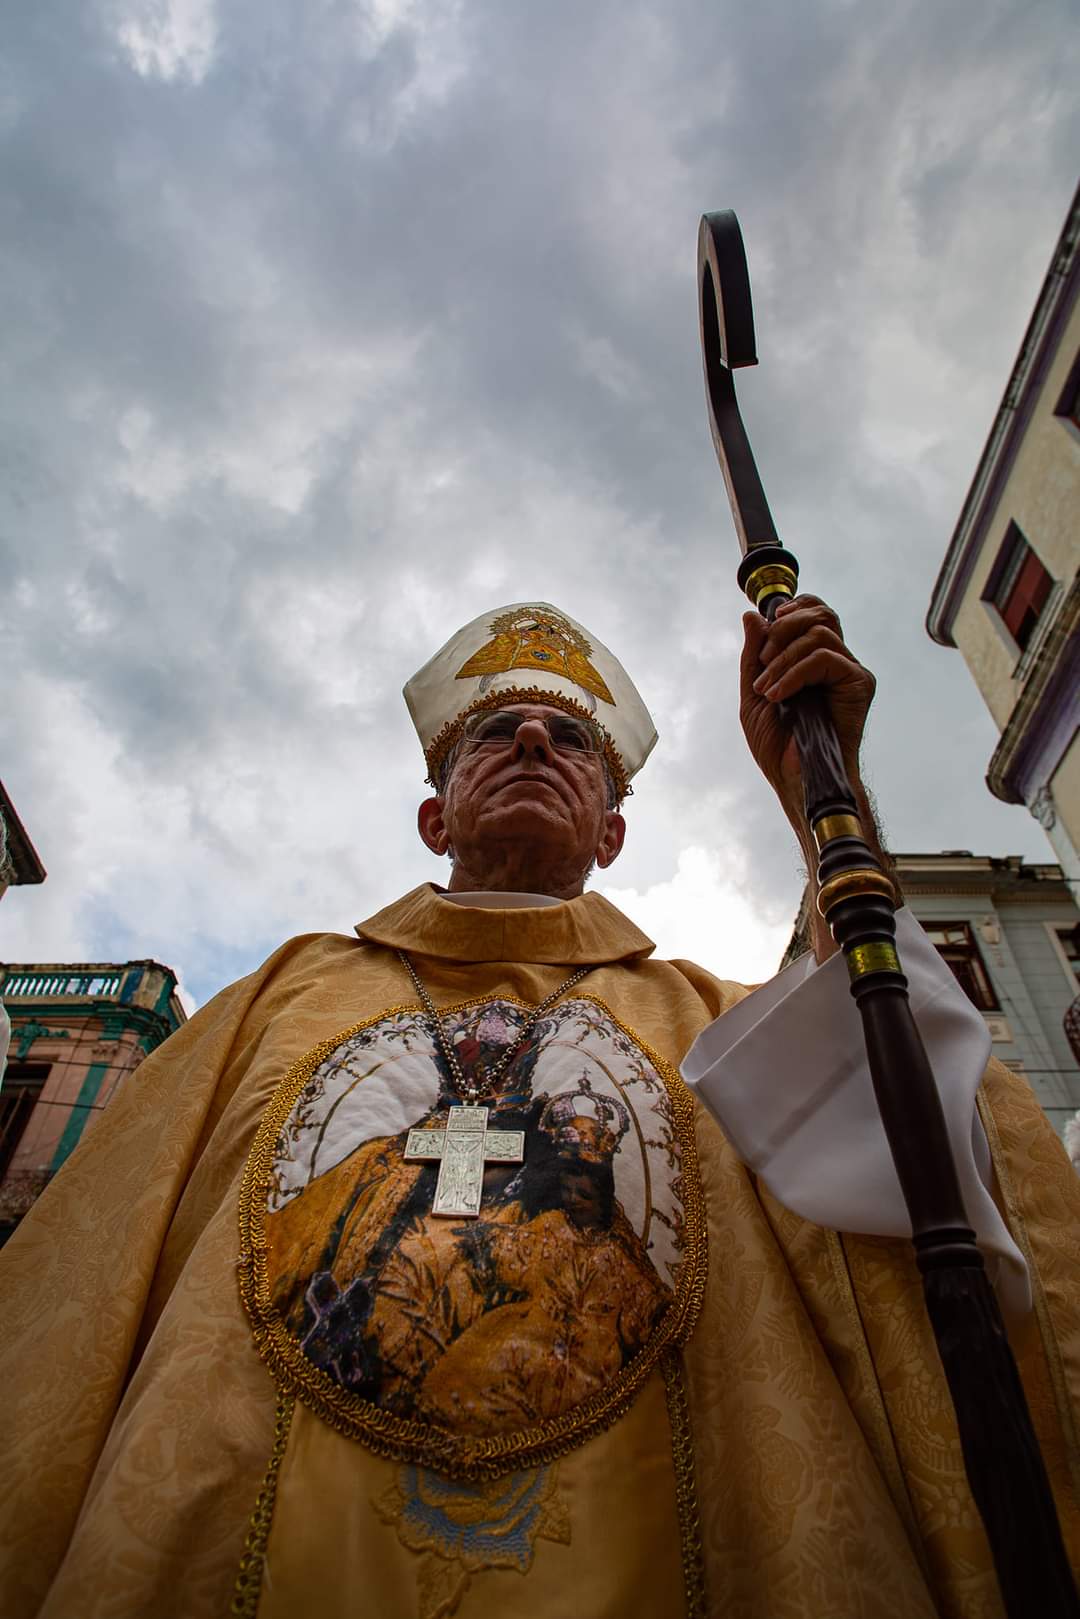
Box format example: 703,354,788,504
397,948,593,1218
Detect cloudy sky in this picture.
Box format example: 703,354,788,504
2,0,1077,1009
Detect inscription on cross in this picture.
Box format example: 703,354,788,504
403,1104,524,1218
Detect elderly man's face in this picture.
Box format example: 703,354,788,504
417,703,625,892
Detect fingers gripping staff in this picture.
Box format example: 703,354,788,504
697,209,1078,1618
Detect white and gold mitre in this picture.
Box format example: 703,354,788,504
404,601,657,801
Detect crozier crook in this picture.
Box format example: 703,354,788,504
697,209,1079,1618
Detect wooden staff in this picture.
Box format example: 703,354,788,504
697,208,1078,1616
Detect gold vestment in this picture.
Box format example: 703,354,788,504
1,884,1077,1619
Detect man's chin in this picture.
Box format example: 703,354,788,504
474,799,575,840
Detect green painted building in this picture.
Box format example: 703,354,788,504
0,960,187,1240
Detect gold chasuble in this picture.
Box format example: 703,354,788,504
2,887,1078,1619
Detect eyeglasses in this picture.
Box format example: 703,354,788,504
461,709,603,755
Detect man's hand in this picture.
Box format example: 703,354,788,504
739,594,886,963
739,594,876,826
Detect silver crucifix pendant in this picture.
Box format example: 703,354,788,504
403,1103,525,1218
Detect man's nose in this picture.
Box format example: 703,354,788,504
510,717,556,763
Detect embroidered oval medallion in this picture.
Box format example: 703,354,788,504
238,994,706,1477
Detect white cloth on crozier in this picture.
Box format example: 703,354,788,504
681,907,1030,1319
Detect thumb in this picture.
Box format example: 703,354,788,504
739,611,767,692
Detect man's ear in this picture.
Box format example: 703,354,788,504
418,797,451,857
594,810,626,870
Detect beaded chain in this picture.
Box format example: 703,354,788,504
397,949,592,1104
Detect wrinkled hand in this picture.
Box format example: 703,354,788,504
739,594,876,821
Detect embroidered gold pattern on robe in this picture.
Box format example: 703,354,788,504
373,1463,571,1619
3,887,1079,1619
241,993,706,1475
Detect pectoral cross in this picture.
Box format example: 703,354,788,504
403,1104,524,1218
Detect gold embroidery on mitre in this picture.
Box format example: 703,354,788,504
455,608,615,705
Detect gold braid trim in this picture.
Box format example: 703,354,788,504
230,1392,294,1618
237,992,707,1481
661,1351,707,1619
423,686,631,804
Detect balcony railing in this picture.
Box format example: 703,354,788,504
2,970,125,1001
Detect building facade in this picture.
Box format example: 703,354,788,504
0,960,187,1240
783,853,1080,1145
926,184,1079,890
0,779,46,899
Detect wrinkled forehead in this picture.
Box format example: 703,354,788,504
492,701,575,718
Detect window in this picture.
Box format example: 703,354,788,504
923,922,999,1010
981,524,1053,652
1055,924,1080,984
1054,347,1080,433
0,1063,47,1180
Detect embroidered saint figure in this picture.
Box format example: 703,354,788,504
262,1004,676,1436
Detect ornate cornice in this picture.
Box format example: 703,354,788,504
7,999,175,1054
0,780,46,885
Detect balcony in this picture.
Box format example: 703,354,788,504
2,967,127,1002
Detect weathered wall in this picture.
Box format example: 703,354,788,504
0,961,185,1231
1049,737,1080,885
950,296,1080,730
906,887,1080,1139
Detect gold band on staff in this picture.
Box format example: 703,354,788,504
845,942,902,979
813,813,862,850
744,563,797,607
816,867,897,917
